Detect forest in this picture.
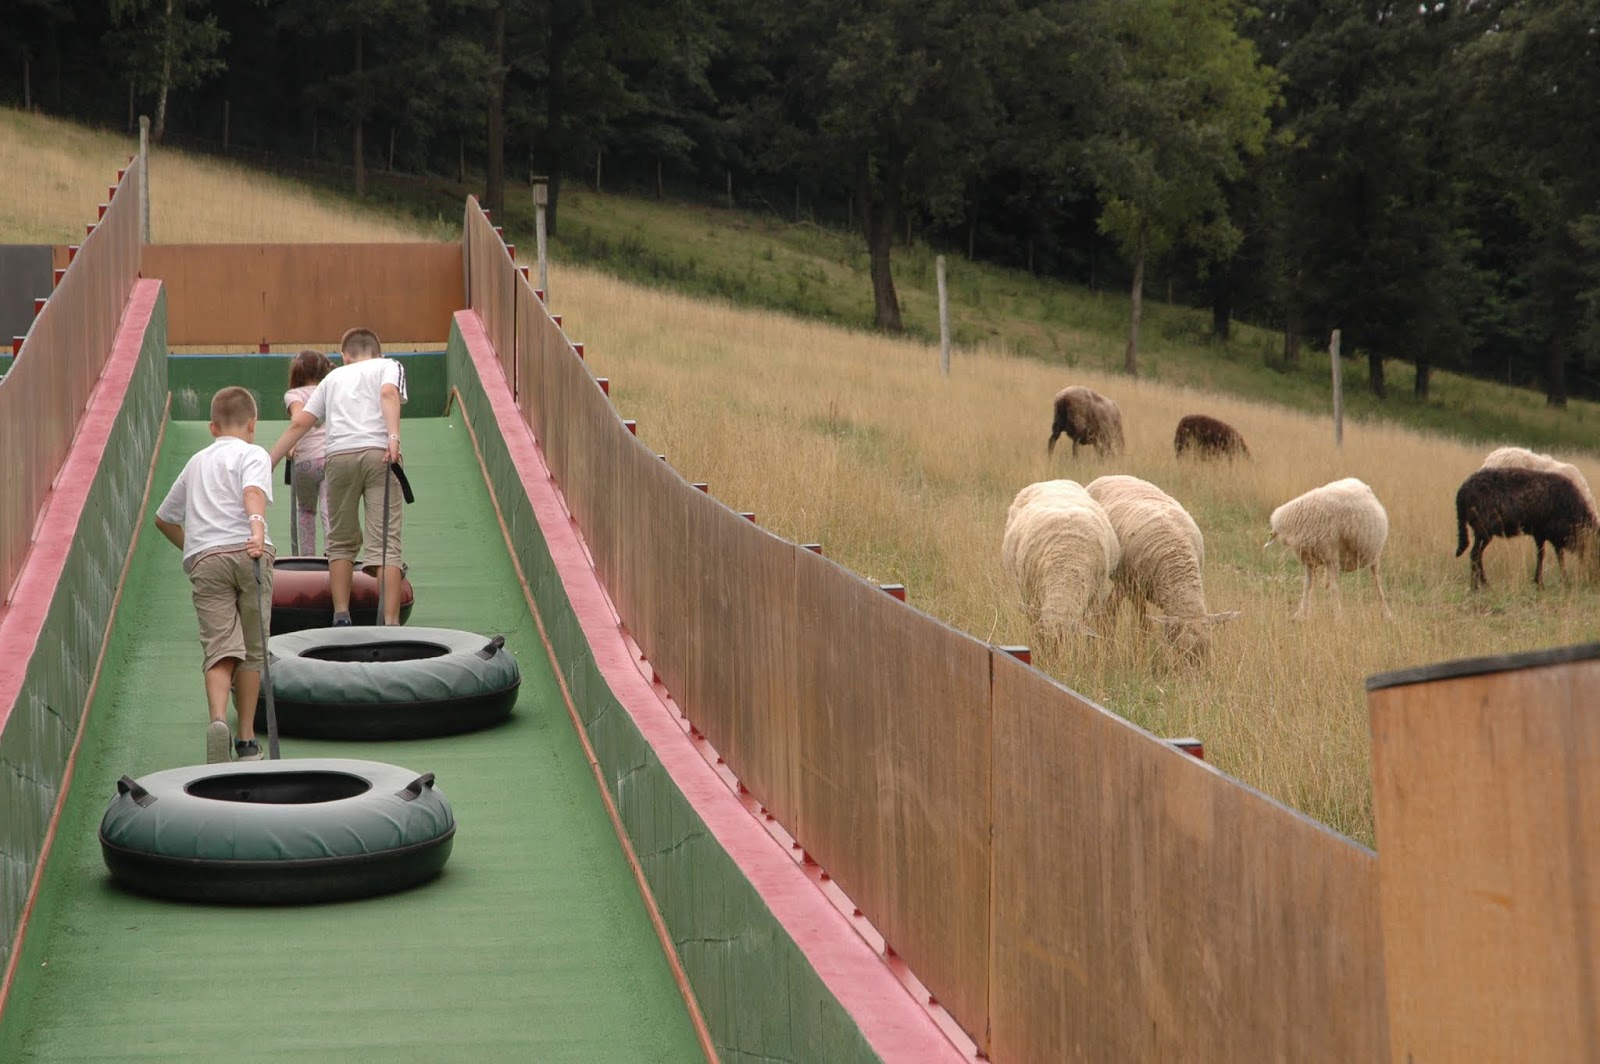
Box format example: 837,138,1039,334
7,0,1600,405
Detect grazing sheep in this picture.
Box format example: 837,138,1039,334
1174,414,1250,460
1480,446,1598,523
1047,386,1125,459
1002,480,1121,649
1266,478,1393,621
1087,475,1240,657
1454,467,1597,590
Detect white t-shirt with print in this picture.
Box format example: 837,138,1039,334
302,357,408,457
156,436,275,563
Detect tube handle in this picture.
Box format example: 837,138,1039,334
398,772,436,801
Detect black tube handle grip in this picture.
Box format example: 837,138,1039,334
398,772,436,801
116,775,156,807
477,635,506,660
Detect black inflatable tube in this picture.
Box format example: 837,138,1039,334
257,685,519,740
100,830,455,906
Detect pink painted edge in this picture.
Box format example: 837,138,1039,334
0,280,162,1020
454,311,965,1063
0,280,161,734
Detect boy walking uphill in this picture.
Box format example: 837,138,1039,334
269,327,408,625
154,386,274,764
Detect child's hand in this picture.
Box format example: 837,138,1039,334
246,517,266,558
386,434,401,465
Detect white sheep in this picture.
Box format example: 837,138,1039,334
1087,475,1239,657
1002,480,1121,650
1266,477,1393,621
1480,446,1598,522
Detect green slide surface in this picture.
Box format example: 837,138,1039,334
0,415,703,1063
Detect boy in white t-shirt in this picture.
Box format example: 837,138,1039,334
154,387,275,764
269,327,408,624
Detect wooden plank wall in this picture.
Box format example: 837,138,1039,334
462,195,1392,1062
143,243,463,347
1370,649,1600,1064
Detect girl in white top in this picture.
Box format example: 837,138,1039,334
283,349,334,553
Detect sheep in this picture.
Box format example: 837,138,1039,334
1047,386,1125,459
1479,446,1598,523
1454,466,1597,590
1173,414,1249,460
1002,480,1121,650
1266,478,1393,621
1086,475,1240,657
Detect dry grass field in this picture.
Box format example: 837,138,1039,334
7,105,1597,846
555,269,1600,845
0,108,447,244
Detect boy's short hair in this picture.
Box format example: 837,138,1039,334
211,386,258,428
340,327,383,358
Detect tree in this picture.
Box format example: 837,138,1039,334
1079,0,1277,375
109,0,227,142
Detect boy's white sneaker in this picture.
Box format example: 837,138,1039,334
205,720,231,764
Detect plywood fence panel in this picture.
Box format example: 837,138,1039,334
988,651,1386,1064
567,366,623,595
2,162,140,603
142,244,461,347
514,280,544,429
539,315,580,497
678,489,801,827
1369,646,1600,1064
614,435,690,706
793,547,992,1046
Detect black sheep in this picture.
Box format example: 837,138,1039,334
1173,414,1249,460
1454,467,1596,590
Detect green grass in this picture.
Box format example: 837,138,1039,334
353,172,1600,458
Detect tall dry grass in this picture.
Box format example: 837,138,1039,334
0,107,447,244
556,267,1600,845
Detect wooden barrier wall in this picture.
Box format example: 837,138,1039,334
1,163,142,605
141,243,462,346
461,198,1389,1060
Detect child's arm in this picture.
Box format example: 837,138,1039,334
153,516,184,551
285,399,307,459
243,486,269,558
381,383,402,464
268,409,320,469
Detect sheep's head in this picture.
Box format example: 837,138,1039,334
1151,610,1241,660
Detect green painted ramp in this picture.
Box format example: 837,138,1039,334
0,416,704,1063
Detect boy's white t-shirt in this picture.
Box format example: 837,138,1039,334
303,358,408,457
155,436,275,563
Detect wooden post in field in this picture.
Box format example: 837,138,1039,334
1330,328,1343,447
936,254,951,376
138,115,151,243
532,176,549,300
1367,644,1600,1064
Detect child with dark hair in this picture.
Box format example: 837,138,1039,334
284,349,335,553
154,386,274,763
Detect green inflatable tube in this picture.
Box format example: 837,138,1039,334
259,626,521,740
99,758,455,905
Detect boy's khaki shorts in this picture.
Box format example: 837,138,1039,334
325,448,404,571
185,545,274,672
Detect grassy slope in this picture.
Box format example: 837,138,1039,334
8,107,1599,846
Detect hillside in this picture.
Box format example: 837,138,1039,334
7,107,1599,846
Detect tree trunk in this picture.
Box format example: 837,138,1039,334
1547,346,1569,408
1125,228,1146,375
387,126,396,171
1369,349,1386,399
24,57,32,112
1414,358,1431,400
1211,284,1232,341
1283,309,1300,366
659,157,667,200
859,155,903,332
967,207,976,260
458,134,465,183
126,78,133,132
153,0,174,142
353,26,366,197
223,99,230,150
484,0,506,215
541,6,570,237
595,148,603,192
